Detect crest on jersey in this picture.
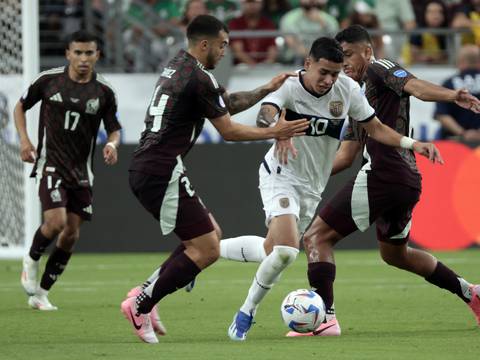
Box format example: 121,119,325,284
50,189,62,203
329,101,343,117
86,98,99,115
279,197,290,208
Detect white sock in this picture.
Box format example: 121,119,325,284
458,277,473,301
36,287,49,297
220,235,267,263
239,245,299,316
142,268,161,289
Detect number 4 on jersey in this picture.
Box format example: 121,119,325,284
149,85,169,132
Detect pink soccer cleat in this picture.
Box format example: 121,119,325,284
286,318,341,337
468,285,480,325
121,297,158,344
127,286,166,336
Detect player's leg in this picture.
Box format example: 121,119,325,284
26,207,68,310
228,214,299,341
122,171,218,343
288,177,363,337
21,176,68,296
220,235,267,262
376,192,480,325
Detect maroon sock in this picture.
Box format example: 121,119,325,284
159,244,186,275
425,261,468,302
29,227,55,261
308,262,336,311
137,252,201,314
39,247,72,290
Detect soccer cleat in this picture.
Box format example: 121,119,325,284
228,310,254,341
28,294,58,311
21,254,39,296
286,318,341,337
126,286,166,336
120,297,158,344
184,278,195,292
468,284,480,325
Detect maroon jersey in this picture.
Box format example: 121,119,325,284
129,50,228,178
345,59,421,190
20,66,121,188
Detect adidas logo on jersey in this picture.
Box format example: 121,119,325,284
49,92,63,102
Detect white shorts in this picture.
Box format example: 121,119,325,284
258,159,321,234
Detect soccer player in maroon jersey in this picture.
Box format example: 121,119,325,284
287,25,480,336
120,14,309,343
14,31,121,311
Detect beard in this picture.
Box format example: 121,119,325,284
205,51,217,70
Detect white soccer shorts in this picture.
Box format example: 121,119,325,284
258,159,321,234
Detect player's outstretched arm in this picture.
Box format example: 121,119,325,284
103,130,121,165
360,116,444,164
227,72,297,115
404,78,480,112
13,101,36,163
211,109,308,141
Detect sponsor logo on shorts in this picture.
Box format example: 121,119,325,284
50,189,62,203
279,197,290,208
83,205,93,214
329,101,343,117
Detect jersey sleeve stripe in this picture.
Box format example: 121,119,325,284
30,66,65,84
201,69,219,89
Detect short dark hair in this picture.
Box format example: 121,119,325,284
309,37,344,63
335,25,372,45
186,15,229,43
65,30,99,49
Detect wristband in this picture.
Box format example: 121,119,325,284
400,136,415,150
106,142,116,150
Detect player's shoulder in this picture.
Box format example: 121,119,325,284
195,64,221,90
31,66,65,84
369,59,411,79
335,72,361,92
95,72,117,96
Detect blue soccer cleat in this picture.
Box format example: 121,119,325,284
228,310,254,341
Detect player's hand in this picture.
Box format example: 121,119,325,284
20,140,37,163
454,88,480,113
264,72,298,93
412,141,444,164
272,108,309,139
103,143,118,165
275,138,297,165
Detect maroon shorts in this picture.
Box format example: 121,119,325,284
318,171,421,244
38,173,93,221
129,170,214,241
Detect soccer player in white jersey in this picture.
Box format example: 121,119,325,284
226,37,443,341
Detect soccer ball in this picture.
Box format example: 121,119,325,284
280,289,326,333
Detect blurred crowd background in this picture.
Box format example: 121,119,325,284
36,0,480,72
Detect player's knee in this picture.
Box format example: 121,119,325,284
380,251,407,269
273,245,299,266
43,218,66,236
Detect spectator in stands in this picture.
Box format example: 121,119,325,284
434,45,480,140
408,0,449,64
452,0,480,46
180,0,208,32
288,0,352,24
206,0,240,23
280,0,339,64
343,1,384,58
229,0,278,65
123,0,183,72
262,0,291,27
375,0,416,60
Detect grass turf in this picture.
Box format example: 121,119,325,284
0,250,479,360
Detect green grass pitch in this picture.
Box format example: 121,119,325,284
1,250,479,360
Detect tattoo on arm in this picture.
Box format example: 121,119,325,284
256,105,277,128
227,86,271,115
